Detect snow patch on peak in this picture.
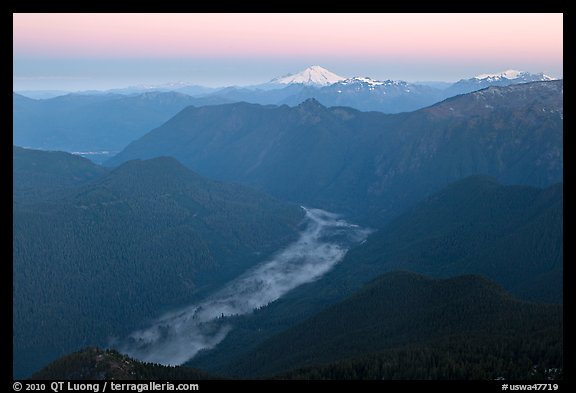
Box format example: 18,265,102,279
339,77,406,88
347,77,385,86
476,70,524,80
271,66,346,86
474,70,555,81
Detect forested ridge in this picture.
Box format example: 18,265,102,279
275,337,563,380
31,348,223,380
13,146,108,204
33,272,562,380
223,272,563,379
189,175,563,374
13,151,304,378
108,81,563,226
343,175,563,303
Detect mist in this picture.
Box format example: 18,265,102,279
117,207,371,365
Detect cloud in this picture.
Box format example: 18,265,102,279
116,207,371,365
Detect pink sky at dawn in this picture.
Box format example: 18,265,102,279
13,13,562,89
13,13,562,60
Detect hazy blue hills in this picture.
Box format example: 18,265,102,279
18,67,549,114
13,91,231,160
13,70,559,165
189,175,562,374
13,150,304,378
107,81,563,226
13,68,557,164
13,146,109,204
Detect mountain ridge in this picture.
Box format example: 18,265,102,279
201,271,563,379
107,80,563,226
14,69,560,158
29,271,563,380
188,175,562,374
31,348,222,380
444,70,556,97
13,91,231,158
13,150,304,379
13,146,109,204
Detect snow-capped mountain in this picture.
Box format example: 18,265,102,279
444,70,557,97
473,69,555,82
278,75,442,113
270,65,346,86
218,68,441,112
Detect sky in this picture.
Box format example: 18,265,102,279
13,13,563,91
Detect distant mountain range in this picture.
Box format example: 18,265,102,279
16,65,555,99
107,80,563,226
14,67,558,158
13,91,230,161
186,66,556,113
278,76,442,112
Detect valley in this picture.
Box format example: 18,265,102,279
119,208,370,366
13,68,563,380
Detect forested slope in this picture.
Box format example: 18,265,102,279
13,152,304,378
